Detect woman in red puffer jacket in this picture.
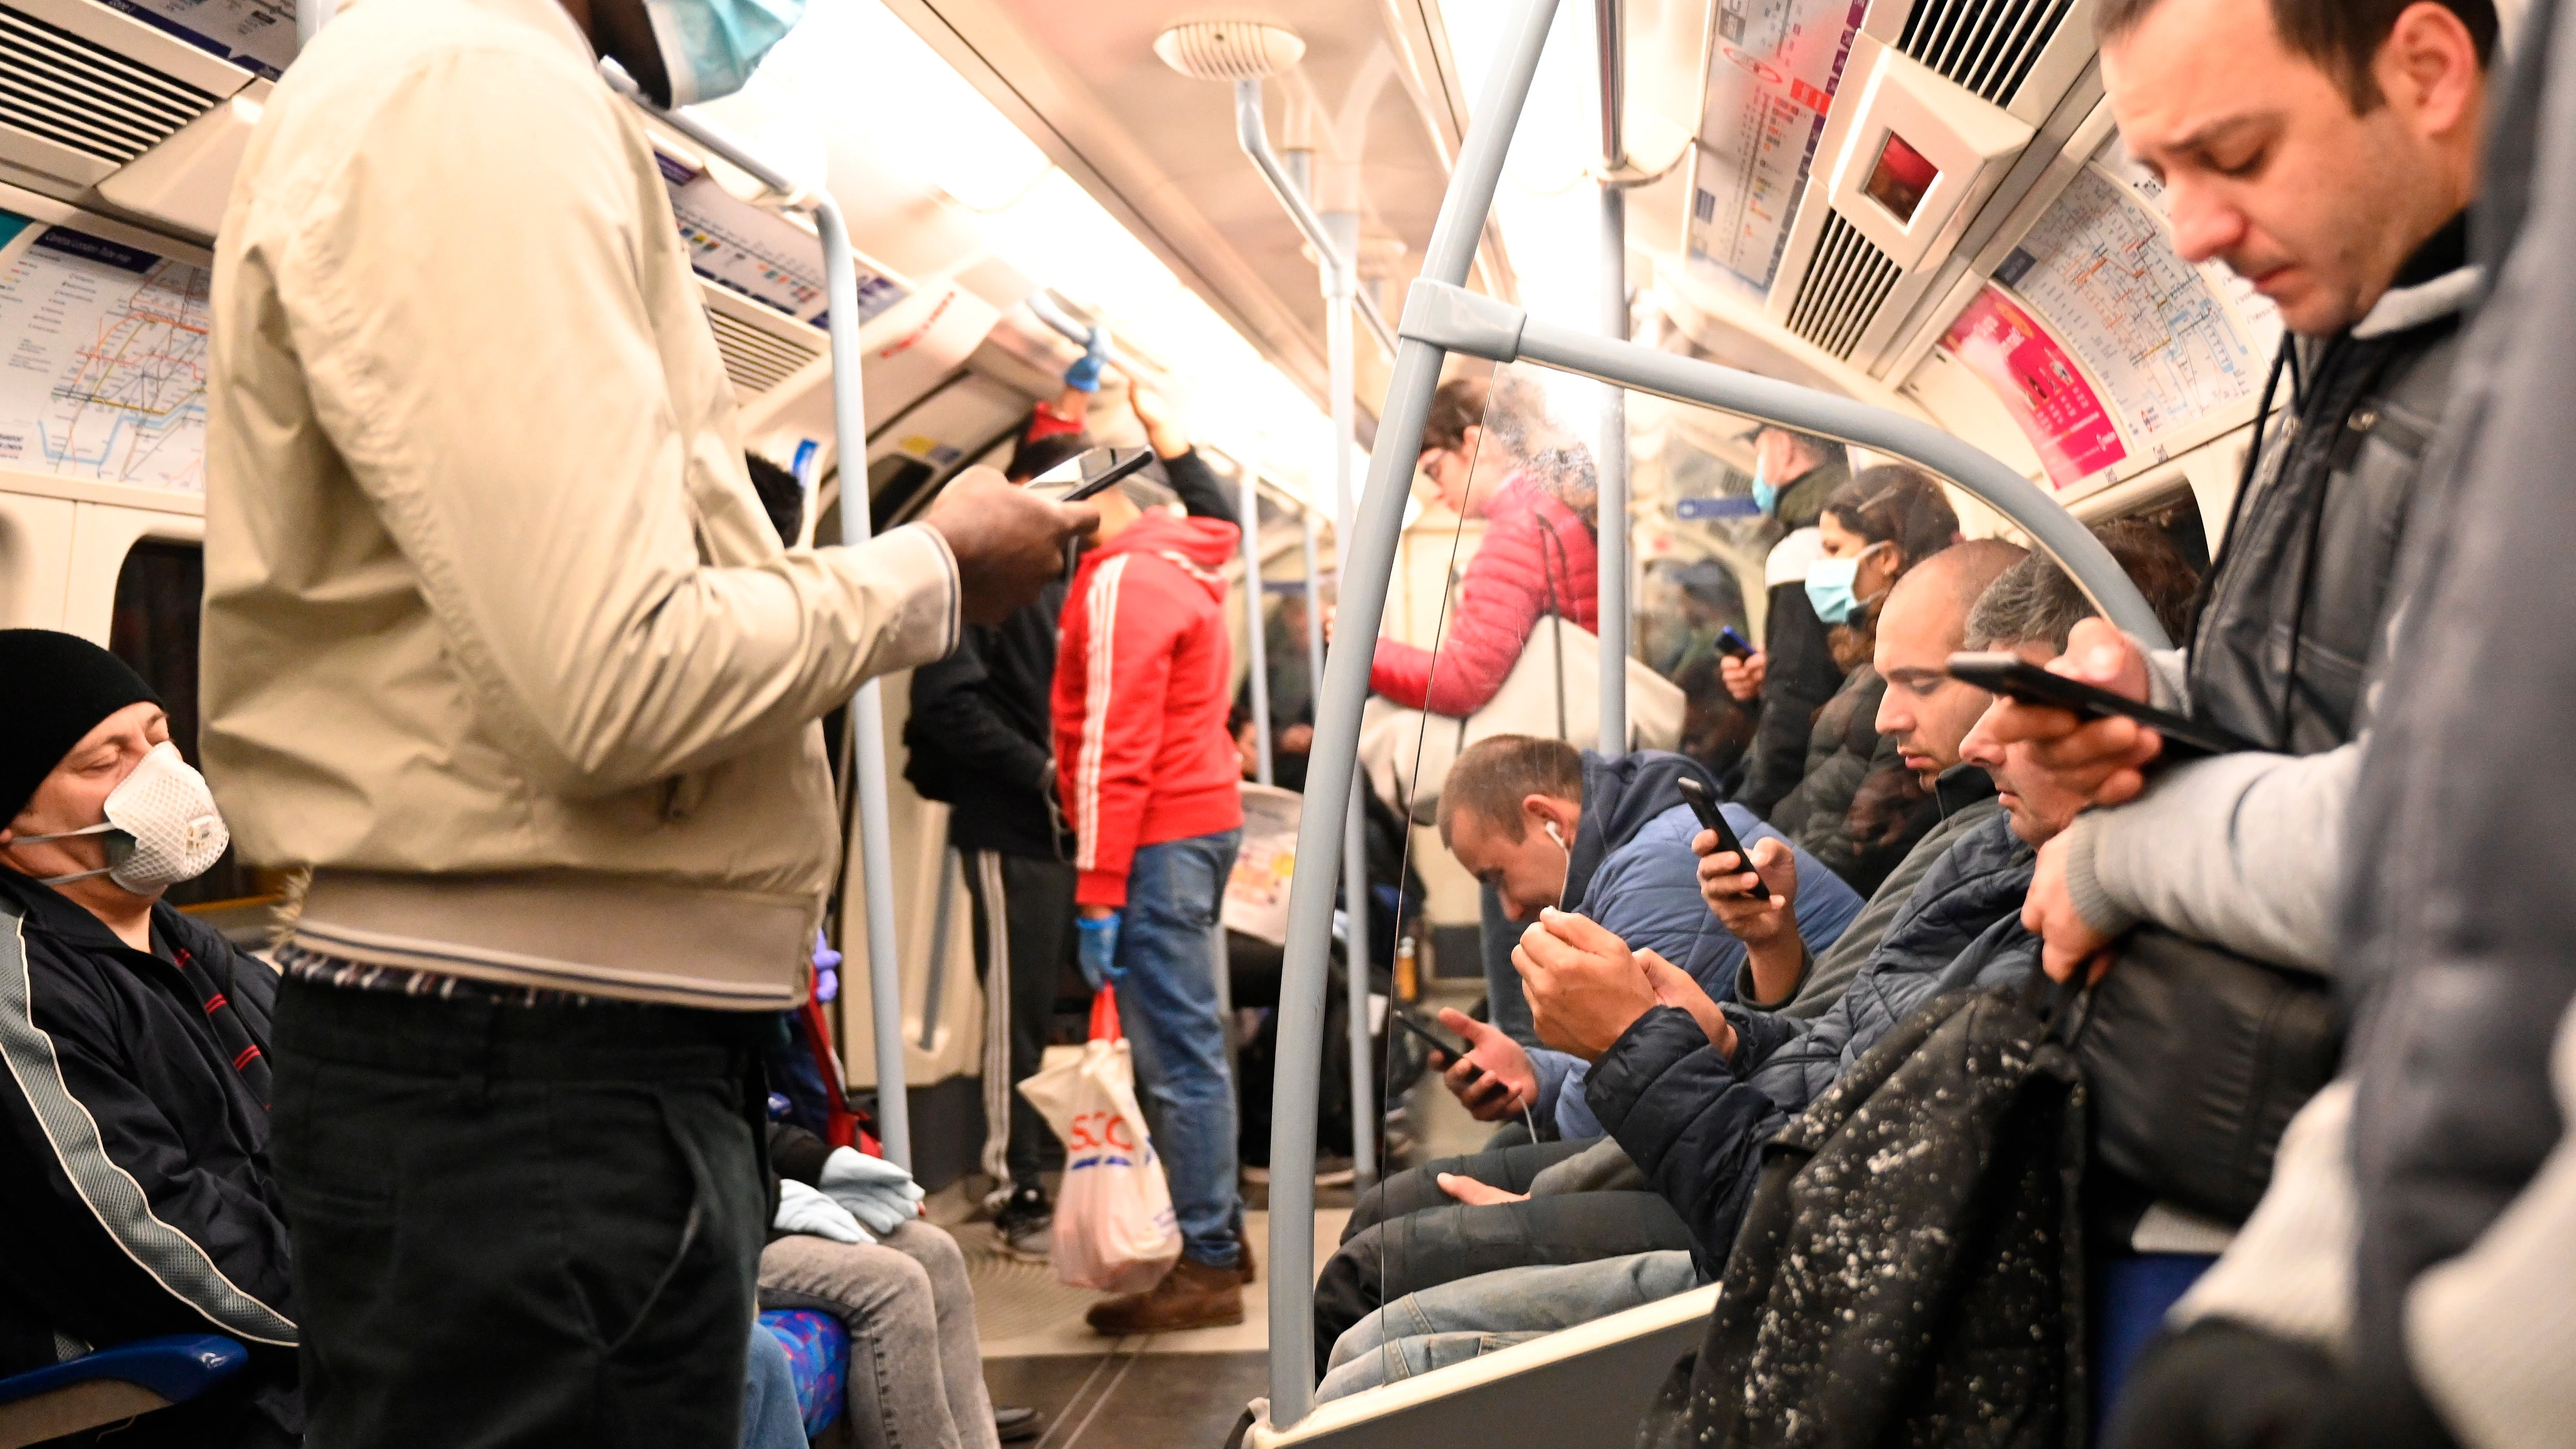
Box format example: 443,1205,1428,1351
1370,377,1599,718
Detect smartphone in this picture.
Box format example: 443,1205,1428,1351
1394,1008,1475,1069
1028,445,1154,502
1674,776,1764,899
1944,652,2256,760
1716,626,1756,661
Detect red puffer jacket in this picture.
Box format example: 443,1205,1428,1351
1371,472,1599,716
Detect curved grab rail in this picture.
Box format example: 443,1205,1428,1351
1233,80,1398,357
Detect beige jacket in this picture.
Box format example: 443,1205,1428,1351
202,0,959,1008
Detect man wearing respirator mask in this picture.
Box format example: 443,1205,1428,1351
0,630,300,1448
201,0,1093,1439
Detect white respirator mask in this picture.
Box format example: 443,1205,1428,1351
18,743,230,893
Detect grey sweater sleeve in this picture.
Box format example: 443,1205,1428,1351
2059,741,2359,971
2406,1000,2576,1449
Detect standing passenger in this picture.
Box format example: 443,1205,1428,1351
198,0,1091,1440
1052,479,1251,1334
1717,425,1852,817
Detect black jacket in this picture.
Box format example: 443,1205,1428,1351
0,873,296,1375
1586,810,2039,1269
2189,218,2469,753
1735,454,1849,817
903,448,1235,858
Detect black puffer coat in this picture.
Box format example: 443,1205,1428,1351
1586,811,2040,1269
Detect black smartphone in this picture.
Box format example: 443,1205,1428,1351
1394,1009,1475,1069
1028,445,1154,502
1674,776,1764,899
1944,652,2256,760
1717,626,1756,661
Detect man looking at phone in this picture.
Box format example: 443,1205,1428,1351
201,0,1092,1437
1990,0,2496,983
1512,557,2105,1269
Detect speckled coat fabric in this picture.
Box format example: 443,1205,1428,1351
1641,982,2089,1449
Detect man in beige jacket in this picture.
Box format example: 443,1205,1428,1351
199,0,1088,1437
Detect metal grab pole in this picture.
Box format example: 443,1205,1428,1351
1243,471,1275,787
1324,210,1375,1193
1593,0,1631,757
1025,289,1164,381
1300,511,1328,711
612,74,916,1167
1234,82,1399,358
817,195,914,1171
1262,0,1563,1425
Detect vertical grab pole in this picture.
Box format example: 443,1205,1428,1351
604,78,914,1169
1243,470,1276,788
1261,0,1562,1424
1323,209,1376,1192
1592,0,1631,758
814,197,914,1170
1300,511,1328,717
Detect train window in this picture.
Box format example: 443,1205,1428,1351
108,539,255,909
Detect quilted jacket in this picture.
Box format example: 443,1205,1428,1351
1370,473,1597,717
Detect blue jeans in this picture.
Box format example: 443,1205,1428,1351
1113,829,1244,1267
1317,1250,1700,1402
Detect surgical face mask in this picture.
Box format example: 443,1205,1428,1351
1749,455,1778,516
15,743,229,894
642,0,807,106
1804,543,1889,625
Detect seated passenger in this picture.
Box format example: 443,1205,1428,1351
1515,550,2104,1269
1762,466,1963,897
1425,736,1865,1139
762,1123,1038,1447
0,631,298,1448
1308,738,1865,1364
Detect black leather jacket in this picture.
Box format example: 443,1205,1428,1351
2188,217,2471,753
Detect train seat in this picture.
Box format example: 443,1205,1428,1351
759,1307,850,1440
0,1334,248,1449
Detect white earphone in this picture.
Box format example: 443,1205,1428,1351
1543,820,1566,847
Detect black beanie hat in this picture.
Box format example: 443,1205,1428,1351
0,630,160,826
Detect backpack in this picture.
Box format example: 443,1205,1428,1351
1640,975,2091,1449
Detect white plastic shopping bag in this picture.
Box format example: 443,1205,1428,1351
1015,989,1181,1292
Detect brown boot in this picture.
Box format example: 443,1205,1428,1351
1084,1257,1245,1335
1235,1225,1257,1284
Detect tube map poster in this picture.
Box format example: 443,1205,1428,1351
1686,0,1871,298
0,217,210,494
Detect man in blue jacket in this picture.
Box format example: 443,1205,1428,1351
1310,737,1863,1363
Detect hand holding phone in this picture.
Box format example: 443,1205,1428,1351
1027,445,1154,502
1716,626,1756,661
1945,652,2255,760
1674,777,1763,900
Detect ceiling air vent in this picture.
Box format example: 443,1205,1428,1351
0,3,216,166
1787,212,1902,360
1894,0,2079,105
706,303,825,398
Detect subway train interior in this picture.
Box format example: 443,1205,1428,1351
2,0,2542,1444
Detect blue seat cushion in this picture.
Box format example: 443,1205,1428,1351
0,1334,248,1409
758,1308,847,1436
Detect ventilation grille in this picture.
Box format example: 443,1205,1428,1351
707,308,825,397
1894,0,2078,105
1787,213,1902,360
0,4,216,166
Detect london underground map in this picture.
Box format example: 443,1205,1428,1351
0,219,211,494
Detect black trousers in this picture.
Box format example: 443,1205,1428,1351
961,848,1075,1190
1313,1138,1695,1368
270,979,768,1449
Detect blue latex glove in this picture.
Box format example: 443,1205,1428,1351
775,1178,872,1244
817,1147,925,1236
1077,911,1123,990
1064,326,1111,393
810,929,841,1004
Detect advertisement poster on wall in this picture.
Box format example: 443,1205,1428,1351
1937,284,2127,490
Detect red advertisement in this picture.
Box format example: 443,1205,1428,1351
1937,285,2128,489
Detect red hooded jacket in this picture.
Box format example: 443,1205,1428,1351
1371,472,1600,716
1053,510,1247,907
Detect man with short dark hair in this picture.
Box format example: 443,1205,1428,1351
1999,0,2495,980
0,631,297,1447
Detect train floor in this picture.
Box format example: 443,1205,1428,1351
949,983,1492,1449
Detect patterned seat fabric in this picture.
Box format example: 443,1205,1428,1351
758,1309,848,1435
